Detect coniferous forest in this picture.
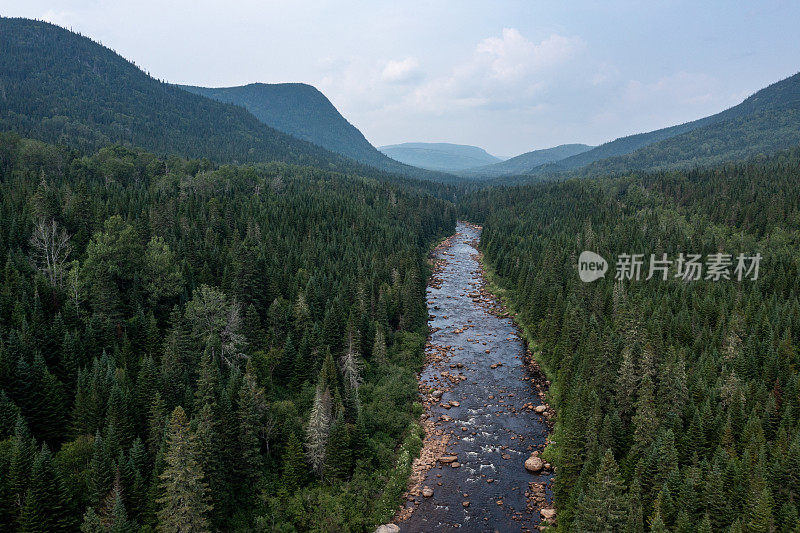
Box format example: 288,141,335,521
0,132,455,531
2,9,800,533
461,147,800,531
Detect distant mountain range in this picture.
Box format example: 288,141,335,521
462,144,593,177
2,17,800,186
378,142,502,172
0,17,455,183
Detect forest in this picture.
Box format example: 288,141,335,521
460,146,800,532
0,132,455,531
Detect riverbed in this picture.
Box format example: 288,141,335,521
398,222,554,532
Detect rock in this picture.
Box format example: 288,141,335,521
540,508,556,520
374,525,400,533
422,487,434,498
432,390,444,399
462,501,470,507
450,401,460,407
502,453,511,460
525,454,544,473
440,455,458,464
534,405,546,414
451,462,461,468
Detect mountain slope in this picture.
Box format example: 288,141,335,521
577,71,800,175
0,17,461,184
0,18,366,170
181,83,449,178
538,71,800,177
464,143,593,177
378,142,501,171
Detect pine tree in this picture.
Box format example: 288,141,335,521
748,487,774,533
631,375,658,458
156,406,212,533
236,368,265,503
282,432,306,491
19,444,72,532
325,412,352,480
305,381,332,478
573,449,628,531
372,323,387,365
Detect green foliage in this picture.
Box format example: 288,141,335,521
463,146,800,530
0,133,454,530
156,407,211,533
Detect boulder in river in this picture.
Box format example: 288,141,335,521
422,487,434,498
540,508,556,520
534,405,547,414
374,525,400,533
525,454,544,473
440,455,458,464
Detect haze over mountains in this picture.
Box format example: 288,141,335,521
1,16,799,186
462,143,594,177
378,143,502,172
492,71,800,181
0,17,455,184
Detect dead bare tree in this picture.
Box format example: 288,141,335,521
29,219,72,288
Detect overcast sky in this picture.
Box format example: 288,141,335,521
6,1,800,156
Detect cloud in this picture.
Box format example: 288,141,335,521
381,57,422,84
475,29,582,82
402,28,584,113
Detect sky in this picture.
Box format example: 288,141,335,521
5,1,800,156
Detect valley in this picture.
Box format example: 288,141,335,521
395,223,554,532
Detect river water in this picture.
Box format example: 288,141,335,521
398,222,553,532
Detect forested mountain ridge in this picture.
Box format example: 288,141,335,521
463,143,593,177
181,83,443,179
0,132,456,530
461,146,800,531
378,142,502,172
482,71,800,181
0,18,460,185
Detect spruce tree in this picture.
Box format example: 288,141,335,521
282,432,306,491
156,406,212,533
19,444,71,532
573,449,628,531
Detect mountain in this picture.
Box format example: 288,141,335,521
378,142,501,172
576,71,800,175
182,83,432,176
528,71,800,179
0,18,363,170
0,17,457,183
463,143,593,177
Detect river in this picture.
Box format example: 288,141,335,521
397,222,554,532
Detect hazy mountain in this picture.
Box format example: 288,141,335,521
575,71,800,175
0,18,361,169
0,17,458,183
532,71,800,178
182,83,436,177
378,142,501,172
463,144,593,177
